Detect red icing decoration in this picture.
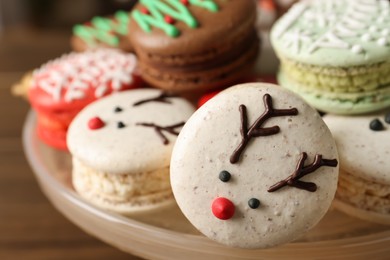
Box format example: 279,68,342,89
164,15,175,24
212,197,235,220
88,117,105,130
180,0,190,6
140,7,150,14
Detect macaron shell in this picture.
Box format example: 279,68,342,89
71,34,134,53
277,70,390,114
29,84,99,113
35,110,78,150
128,0,258,93
271,0,390,67
171,83,339,248
67,89,195,175
71,10,133,52
72,157,174,214
28,50,140,112
129,0,257,58
37,124,68,150
337,169,390,215
323,112,390,185
137,36,259,93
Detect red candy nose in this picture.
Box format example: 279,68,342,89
88,117,105,130
212,197,235,220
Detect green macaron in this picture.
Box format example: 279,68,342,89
271,0,390,114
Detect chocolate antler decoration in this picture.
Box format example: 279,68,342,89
230,94,298,164
136,122,185,145
268,152,338,192
133,92,177,106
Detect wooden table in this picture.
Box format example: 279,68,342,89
0,27,141,259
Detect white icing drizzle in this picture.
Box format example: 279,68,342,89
33,49,137,103
64,89,85,103
353,2,377,13
303,0,341,28
276,0,389,55
377,37,388,46
379,0,390,9
351,44,364,54
348,7,373,21
342,15,366,30
361,33,372,42
335,24,357,38
39,80,62,101
369,25,378,33
283,28,313,53
95,85,108,98
308,33,349,54
273,2,308,38
377,17,385,24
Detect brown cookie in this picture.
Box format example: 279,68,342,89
129,0,259,94
71,10,133,52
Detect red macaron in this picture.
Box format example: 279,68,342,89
28,49,142,150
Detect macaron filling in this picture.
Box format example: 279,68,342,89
280,59,390,92
337,170,390,214
72,158,173,211
278,71,390,114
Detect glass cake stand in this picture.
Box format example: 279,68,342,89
22,111,390,259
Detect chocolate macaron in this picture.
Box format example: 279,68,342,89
71,10,133,52
129,0,259,94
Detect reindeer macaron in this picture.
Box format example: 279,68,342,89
171,83,339,249
324,111,390,224
67,89,195,214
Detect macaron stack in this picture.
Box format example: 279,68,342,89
128,0,259,94
270,0,390,224
28,49,141,150
271,0,390,115
71,10,133,52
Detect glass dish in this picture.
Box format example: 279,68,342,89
23,111,390,259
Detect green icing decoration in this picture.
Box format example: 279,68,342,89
73,10,129,47
132,0,219,37
115,10,130,35
189,0,218,12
